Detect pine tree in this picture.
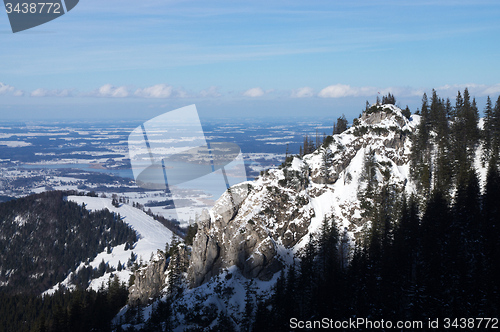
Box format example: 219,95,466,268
392,195,421,319
270,270,287,331
429,90,448,139
483,96,494,164
468,96,480,153
335,114,348,134
338,227,350,269
430,92,452,194
283,263,298,320
451,89,478,186
419,191,452,318
215,310,236,332
411,93,432,193
445,97,453,119
382,92,396,105
166,243,185,298
482,158,500,315
402,105,411,119
320,146,333,183
252,295,273,332
452,90,463,120
361,148,378,197
136,305,144,324
242,279,256,332
491,95,500,159
316,216,341,316
298,234,317,319
450,170,481,316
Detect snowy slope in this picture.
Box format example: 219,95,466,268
224,105,417,257
44,196,174,294
113,105,417,328
114,104,492,330
196,104,490,276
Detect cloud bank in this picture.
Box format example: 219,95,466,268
134,84,173,98
0,82,24,96
199,86,222,98
243,87,265,97
291,87,315,98
435,83,500,97
318,84,378,98
31,88,73,97
88,84,130,98
8,82,500,102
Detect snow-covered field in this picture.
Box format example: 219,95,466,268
44,196,174,294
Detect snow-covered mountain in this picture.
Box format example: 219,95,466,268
44,195,175,295
2,102,496,331
108,104,429,329
187,104,425,286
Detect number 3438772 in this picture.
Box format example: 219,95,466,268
5,3,62,14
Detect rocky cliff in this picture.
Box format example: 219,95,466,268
129,245,190,306
187,104,418,287
128,251,167,306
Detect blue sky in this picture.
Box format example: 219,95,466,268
1,0,500,121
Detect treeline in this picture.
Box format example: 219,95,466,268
0,276,128,332
299,114,348,156
0,191,136,294
115,91,500,331
250,162,499,331
411,88,500,194
106,192,187,238
248,90,500,330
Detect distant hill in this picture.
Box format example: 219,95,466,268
0,191,137,295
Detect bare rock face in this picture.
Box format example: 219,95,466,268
128,251,167,306
187,105,416,289
362,110,389,125
361,106,406,127
129,245,190,305
188,181,312,288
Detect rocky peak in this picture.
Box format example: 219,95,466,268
186,104,420,288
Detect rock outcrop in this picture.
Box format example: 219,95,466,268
128,251,167,306
188,170,314,287
128,244,191,306
187,105,418,288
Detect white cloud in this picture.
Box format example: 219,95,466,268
318,84,427,98
386,86,424,97
482,84,500,96
134,84,173,98
435,83,500,97
87,84,130,98
31,88,73,97
243,87,265,97
318,84,378,98
435,83,481,94
199,86,222,98
0,82,23,96
291,87,314,98
175,88,189,98
0,83,14,94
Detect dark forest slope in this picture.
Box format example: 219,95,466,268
0,191,136,295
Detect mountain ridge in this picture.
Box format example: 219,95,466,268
186,104,427,287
